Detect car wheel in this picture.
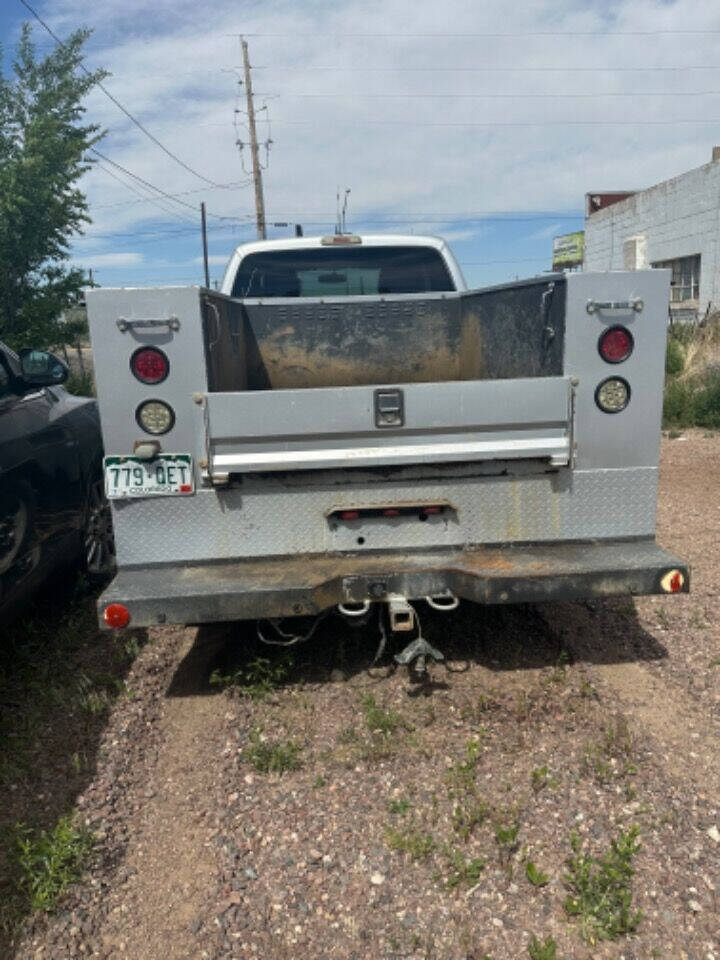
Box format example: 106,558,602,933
84,474,116,582
0,484,33,576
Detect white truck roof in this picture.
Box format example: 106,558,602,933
219,234,467,295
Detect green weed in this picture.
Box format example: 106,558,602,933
528,935,557,960
387,797,412,816
563,826,642,944
443,849,486,889
385,827,436,861
209,656,289,700
446,738,481,794
361,694,405,736
13,816,93,913
526,860,550,887
530,765,558,794
495,821,519,851
246,730,302,774
452,796,489,842
582,716,637,784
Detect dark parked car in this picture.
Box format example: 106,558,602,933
0,340,114,620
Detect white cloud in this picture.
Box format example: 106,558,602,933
72,251,144,268
193,254,232,266
24,0,720,262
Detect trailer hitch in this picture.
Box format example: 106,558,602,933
394,636,445,674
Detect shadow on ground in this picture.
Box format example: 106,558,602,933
166,595,668,700
0,571,145,955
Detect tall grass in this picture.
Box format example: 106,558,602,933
663,315,720,429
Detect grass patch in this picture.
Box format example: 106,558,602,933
13,815,94,913
246,730,302,774
525,860,550,888
582,716,637,785
385,827,436,861
387,797,412,816
443,848,486,889
361,694,405,736
528,935,557,960
494,821,520,856
663,316,720,429
209,655,290,700
530,765,558,794
563,826,642,944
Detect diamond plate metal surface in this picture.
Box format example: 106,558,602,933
113,467,658,566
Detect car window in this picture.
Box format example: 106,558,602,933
231,246,455,298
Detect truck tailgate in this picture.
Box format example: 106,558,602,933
205,375,573,479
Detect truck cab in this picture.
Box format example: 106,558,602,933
220,234,467,299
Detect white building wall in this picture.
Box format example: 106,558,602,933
584,153,720,313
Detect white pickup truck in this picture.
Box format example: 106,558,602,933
87,233,687,663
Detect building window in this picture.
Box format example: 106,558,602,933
653,254,701,302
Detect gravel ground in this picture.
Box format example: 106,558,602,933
6,432,720,960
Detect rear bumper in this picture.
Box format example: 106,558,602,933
97,538,688,629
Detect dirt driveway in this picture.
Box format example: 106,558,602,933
5,433,719,960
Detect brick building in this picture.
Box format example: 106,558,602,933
583,148,720,321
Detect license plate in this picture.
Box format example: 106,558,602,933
104,454,194,499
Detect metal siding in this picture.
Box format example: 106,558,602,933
111,467,657,565
87,287,209,481
563,271,669,470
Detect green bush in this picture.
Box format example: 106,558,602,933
13,815,93,912
663,377,696,428
693,370,720,428
664,370,720,429
664,337,685,377
64,370,95,397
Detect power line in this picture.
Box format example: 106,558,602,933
236,29,720,37
79,212,584,243
264,90,720,100
92,179,253,210
93,161,199,224
267,117,720,127
19,0,225,188
87,148,247,221
251,64,720,73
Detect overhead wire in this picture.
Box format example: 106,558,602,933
19,0,225,187
235,29,720,37
87,148,249,221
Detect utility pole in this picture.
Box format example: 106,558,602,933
200,202,210,287
240,38,267,240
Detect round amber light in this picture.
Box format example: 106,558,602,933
595,377,630,413
136,399,174,435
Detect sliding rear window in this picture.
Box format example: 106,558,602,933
231,245,455,298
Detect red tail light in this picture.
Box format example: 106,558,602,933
598,326,633,363
130,347,169,384
103,603,131,629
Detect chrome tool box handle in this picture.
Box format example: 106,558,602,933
116,315,180,333
586,298,643,314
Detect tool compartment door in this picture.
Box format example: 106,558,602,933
204,376,573,477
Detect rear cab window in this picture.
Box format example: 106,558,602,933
231,245,456,299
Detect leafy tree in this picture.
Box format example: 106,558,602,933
0,24,105,349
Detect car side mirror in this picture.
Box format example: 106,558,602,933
18,349,69,387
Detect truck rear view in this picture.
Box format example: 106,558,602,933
88,234,688,652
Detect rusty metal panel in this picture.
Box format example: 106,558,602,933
201,277,566,391
98,537,688,627
457,276,566,380
239,295,465,389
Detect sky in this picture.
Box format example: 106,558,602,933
2,0,720,290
